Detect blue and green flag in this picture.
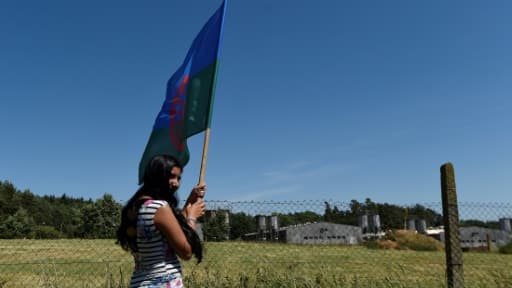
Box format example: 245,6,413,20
139,1,227,183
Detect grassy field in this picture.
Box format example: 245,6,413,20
0,239,511,287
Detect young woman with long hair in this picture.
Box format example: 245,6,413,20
117,155,205,288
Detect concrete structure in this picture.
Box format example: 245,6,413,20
257,215,267,231
458,226,511,248
426,225,512,248
270,215,279,230
369,214,381,234
405,218,428,234
415,219,427,234
358,214,383,239
407,219,416,231
358,215,369,234
254,215,278,240
499,218,511,233
256,215,267,240
252,215,280,241
279,222,362,245
269,215,279,241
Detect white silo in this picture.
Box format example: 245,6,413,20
258,215,267,231
499,218,511,232
407,219,416,231
415,219,427,234
270,215,279,230
224,210,230,240
370,214,381,234
258,215,267,240
224,210,230,225
269,215,279,241
359,215,369,234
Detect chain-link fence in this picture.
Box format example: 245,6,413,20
0,200,511,288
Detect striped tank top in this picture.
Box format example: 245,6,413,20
130,200,184,288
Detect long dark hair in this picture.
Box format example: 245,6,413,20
116,155,202,263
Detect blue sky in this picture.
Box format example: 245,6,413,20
1,0,510,204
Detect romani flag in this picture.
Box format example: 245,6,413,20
139,1,227,184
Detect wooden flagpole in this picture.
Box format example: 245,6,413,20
197,0,227,193
198,127,211,187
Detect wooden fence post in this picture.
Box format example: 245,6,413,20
441,163,464,288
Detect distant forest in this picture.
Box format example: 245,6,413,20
0,181,121,239
0,181,498,240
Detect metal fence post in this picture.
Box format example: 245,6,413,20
440,163,464,288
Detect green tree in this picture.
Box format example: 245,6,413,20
95,194,121,238
324,202,333,222
29,225,64,239
203,210,229,241
0,181,19,219
80,194,121,238
80,202,100,238
0,208,35,238
277,211,322,227
374,203,404,229
229,212,257,239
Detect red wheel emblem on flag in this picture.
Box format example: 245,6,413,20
169,75,189,151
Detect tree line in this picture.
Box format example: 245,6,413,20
0,181,121,239
2,180,497,240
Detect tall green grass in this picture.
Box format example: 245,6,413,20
0,240,511,287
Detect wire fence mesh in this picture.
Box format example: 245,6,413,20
0,200,511,287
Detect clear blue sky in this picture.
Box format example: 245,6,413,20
1,0,511,204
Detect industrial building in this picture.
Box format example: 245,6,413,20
421,218,512,248
243,215,364,244
457,218,512,249
458,226,511,249
279,222,362,244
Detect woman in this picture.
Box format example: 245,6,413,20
117,155,206,288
